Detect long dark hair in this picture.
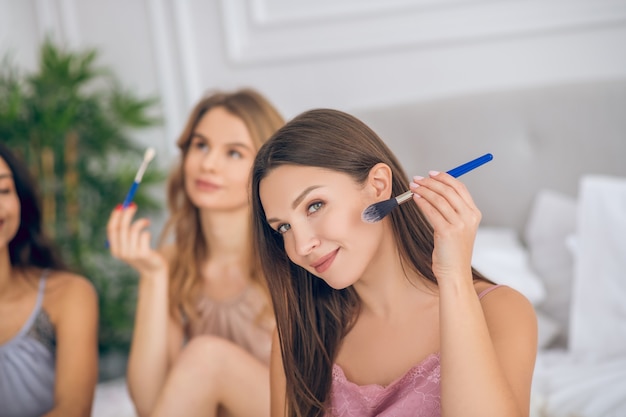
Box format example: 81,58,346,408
251,109,486,417
0,143,66,270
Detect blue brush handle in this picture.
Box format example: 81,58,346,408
122,181,139,208
105,181,140,247
446,153,493,178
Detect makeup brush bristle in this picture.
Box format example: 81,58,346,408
144,147,156,162
361,198,400,223
134,147,156,183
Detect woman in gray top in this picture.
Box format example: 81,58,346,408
0,143,99,417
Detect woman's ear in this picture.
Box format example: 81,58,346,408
367,163,393,201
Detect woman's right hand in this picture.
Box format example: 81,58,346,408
107,203,168,277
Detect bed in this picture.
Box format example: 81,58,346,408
353,78,626,417
93,78,626,417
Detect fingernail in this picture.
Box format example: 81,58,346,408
409,181,419,188
429,170,440,177
115,204,123,211
129,202,137,209
413,175,424,181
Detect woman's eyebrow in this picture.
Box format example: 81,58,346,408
191,132,208,141
266,185,322,224
292,185,321,209
191,132,252,150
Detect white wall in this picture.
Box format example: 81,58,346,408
2,0,626,162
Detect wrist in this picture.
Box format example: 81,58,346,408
138,268,169,285
436,271,475,293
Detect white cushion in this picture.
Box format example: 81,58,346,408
569,175,626,357
524,189,577,347
472,227,546,305
92,378,136,417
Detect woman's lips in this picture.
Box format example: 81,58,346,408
195,179,220,191
311,249,339,274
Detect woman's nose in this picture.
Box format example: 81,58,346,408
200,150,221,171
292,224,320,257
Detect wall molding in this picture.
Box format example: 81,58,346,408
220,0,626,65
33,0,81,47
146,0,186,152
57,0,81,47
171,0,202,107
33,0,61,42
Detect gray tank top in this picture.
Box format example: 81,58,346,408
0,272,56,417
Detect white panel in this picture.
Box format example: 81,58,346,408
63,0,172,159
221,0,626,64
33,0,62,40
0,1,40,70
57,0,81,47
32,0,79,46
4,0,626,165
171,1,202,107
146,0,188,156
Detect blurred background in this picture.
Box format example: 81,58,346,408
1,0,626,390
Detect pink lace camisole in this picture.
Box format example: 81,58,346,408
325,284,504,417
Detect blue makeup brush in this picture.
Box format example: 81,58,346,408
121,147,156,208
105,147,156,247
361,153,493,223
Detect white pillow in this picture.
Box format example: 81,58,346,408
523,189,577,348
472,227,546,305
569,175,626,358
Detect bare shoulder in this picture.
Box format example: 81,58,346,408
45,270,98,310
476,283,537,343
477,283,534,310
48,270,96,294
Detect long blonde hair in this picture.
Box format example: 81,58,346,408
159,88,284,324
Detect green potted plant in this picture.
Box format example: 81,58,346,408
0,38,165,379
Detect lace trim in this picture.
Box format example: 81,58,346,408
26,309,56,354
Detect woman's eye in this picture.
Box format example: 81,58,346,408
228,149,243,159
307,201,323,214
0,188,10,194
277,223,291,234
190,138,208,151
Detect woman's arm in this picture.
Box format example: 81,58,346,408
107,204,185,417
126,271,184,417
411,172,537,417
439,282,537,417
44,274,99,417
270,329,288,417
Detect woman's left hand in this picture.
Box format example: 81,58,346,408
409,171,481,283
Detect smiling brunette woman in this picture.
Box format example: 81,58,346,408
251,108,537,417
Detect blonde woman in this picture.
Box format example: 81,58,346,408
106,88,284,417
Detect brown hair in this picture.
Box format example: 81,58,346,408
251,108,487,417
159,88,284,324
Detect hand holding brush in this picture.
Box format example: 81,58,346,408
105,147,156,247
361,153,493,223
